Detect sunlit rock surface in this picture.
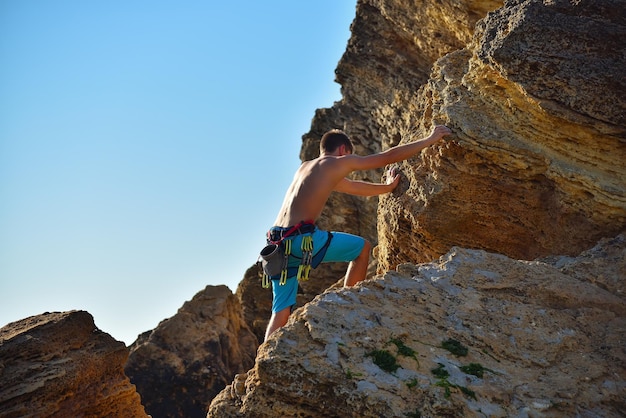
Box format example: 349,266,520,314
210,0,626,416
208,234,625,417
0,311,148,418
4,0,625,416
377,0,626,270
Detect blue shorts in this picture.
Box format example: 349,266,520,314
270,227,365,313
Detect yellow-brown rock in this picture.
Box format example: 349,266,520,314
212,0,626,416
0,311,148,418
377,0,626,270
6,1,626,415
237,0,626,353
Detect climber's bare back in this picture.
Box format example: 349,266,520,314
273,156,350,227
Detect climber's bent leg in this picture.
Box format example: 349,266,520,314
344,239,372,287
264,306,291,341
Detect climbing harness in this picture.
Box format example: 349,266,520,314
259,221,332,288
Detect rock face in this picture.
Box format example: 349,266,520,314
209,0,626,415
125,285,257,418
207,234,626,417
0,311,147,418
236,0,625,378
376,0,626,269
303,0,508,250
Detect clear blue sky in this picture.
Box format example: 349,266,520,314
0,1,356,345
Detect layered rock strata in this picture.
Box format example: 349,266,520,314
4,1,624,416
211,0,626,413
234,2,626,409
0,311,147,418
376,0,626,270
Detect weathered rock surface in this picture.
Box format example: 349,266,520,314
377,0,626,270
125,285,257,418
301,0,506,246
230,0,626,413
236,0,626,385
0,310,147,418
208,234,626,417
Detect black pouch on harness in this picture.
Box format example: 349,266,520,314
260,243,284,277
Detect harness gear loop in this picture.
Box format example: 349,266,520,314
279,239,292,285
297,235,314,281
262,272,270,288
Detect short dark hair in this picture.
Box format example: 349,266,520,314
320,129,353,153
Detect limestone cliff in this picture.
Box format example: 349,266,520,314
0,311,147,418
125,285,257,418
237,0,625,359
210,0,626,416
208,234,625,417
377,0,626,270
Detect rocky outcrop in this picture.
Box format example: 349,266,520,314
210,0,626,415
377,0,626,270
208,234,626,417
0,311,147,418
8,0,615,415
125,285,257,418
236,0,625,370
4,1,624,416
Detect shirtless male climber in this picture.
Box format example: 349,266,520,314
264,125,452,340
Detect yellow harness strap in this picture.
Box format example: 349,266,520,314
279,239,292,285
297,235,314,281
262,273,270,288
